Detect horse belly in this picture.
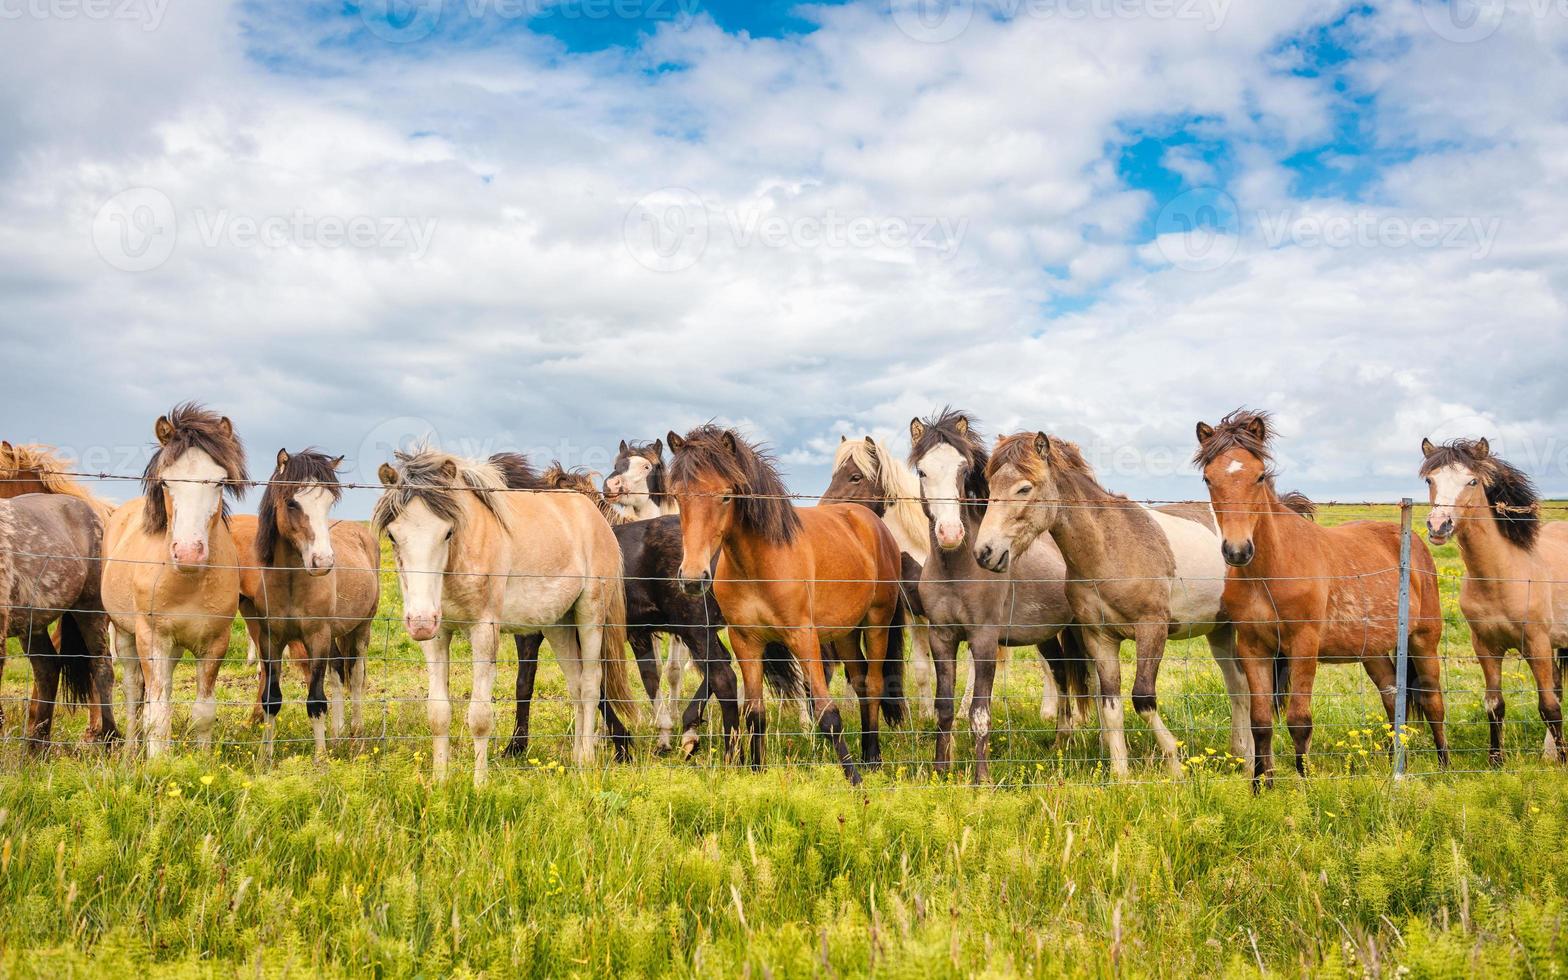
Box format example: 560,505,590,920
498,574,581,630
1144,508,1226,634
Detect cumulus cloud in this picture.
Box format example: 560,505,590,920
2,0,1565,515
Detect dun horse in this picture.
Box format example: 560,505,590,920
375,448,634,784
1196,409,1448,785
0,495,119,747
246,450,380,759
974,430,1250,774
103,404,248,757
904,410,1077,781
1421,437,1568,763
667,425,905,784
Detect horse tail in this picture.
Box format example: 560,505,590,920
1273,652,1289,717
1042,627,1092,703
879,599,907,728
55,614,95,707
600,559,639,727
761,643,803,701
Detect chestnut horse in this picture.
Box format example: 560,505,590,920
103,404,248,757
1421,437,1568,763
1196,409,1448,785
667,425,905,784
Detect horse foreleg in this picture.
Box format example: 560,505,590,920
467,623,500,785
1036,641,1060,724
793,626,858,784
1131,623,1181,777
728,631,768,770
303,629,335,762
24,632,60,752
968,631,1002,785
141,627,180,759
929,627,961,772
421,630,454,781
680,626,738,759
82,613,119,745
839,635,874,766
116,625,143,755
1475,637,1506,766
909,617,935,721
191,631,227,754
656,634,690,753
505,633,542,759
1206,626,1252,766
1283,627,1321,778
1081,629,1128,780
1237,637,1277,790
1523,627,1563,763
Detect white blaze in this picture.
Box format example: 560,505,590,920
917,443,967,551
162,448,226,567
387,497,453,640
294,484,337,570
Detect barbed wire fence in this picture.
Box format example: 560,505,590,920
1,470,1564,785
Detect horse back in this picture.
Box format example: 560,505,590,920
330,520,382,621
0,494,106,634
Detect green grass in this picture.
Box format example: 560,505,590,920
2,504,1568,976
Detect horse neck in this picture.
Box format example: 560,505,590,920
1045,472,1126,580
881,460,929,556
718,520,791,580
1238,492,1311,579
1454,501,1522,576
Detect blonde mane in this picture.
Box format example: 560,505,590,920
373,446,511,533
834,437,927,550
0,442,95,500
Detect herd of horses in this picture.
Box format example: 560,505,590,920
2,403,1566,788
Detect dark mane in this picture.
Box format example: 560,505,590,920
141,402,248,534
615,440,671,507
543,462,624,524
909,407,990,509
488,452,546,490
1193,407,1274,471
372,448,509,534
668,425,801,544
256,450,343,560
1420,438,1539,549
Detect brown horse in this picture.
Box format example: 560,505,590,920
1196,409,1448,785
666,425,905,784
0,442,112,517
246,449,380,760
1421,437,1568,764
103,404,248,757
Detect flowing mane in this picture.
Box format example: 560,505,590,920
909,407,990,510
988,431,1114,498
0,442,97,501
373,446,510,533
542,462,627,524
1194,408,1315,520
1420,438,1540,549
668,425,801,544
256,449,343,561
488,451,546,490
141,402,249,534
832,437,926,544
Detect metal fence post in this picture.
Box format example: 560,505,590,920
1393,497,1414,780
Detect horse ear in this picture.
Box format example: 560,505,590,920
1195,421,1215,445
218,416,233,439
652,438,663,457
619,440,629,454
864,435,879,457
954,416,968,436
155,415,174,445
439,459,459,481
275,448,290,472
909,418,925,443
1421,437,1437,457
1244,415,1267,443
840,434,847,443
1035,432,1050,456
722,430,740,455
330,455,344,470
1475,437,1490,458
667,431,684,452
377,462,399,486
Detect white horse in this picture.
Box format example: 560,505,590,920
375,448,635,785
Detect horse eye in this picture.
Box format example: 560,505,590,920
1468,479,1478,487
850,474,863,483
287,499,301,510
1016,485,1031,495
916,470,926,479
1256,474,1266,484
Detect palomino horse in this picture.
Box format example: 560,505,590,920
0,494,119,748
103,403,248,757
1421,437,1568,763
374,448,635,784
246,449,380,760
1196,409,1448,785
904,410,1077,781
974,431,1250,775
667,425,904,784
602,439,701,739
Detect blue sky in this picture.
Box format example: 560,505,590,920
3,0,1566,513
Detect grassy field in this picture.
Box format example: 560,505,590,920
2,503,1567,976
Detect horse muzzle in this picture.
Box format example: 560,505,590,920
1221,539,1255,567
680,570,712,596
934,523,966,552
1426,518,1454,545
974,543,1010,573
307,553,336,576
405,613,441,642
170,540,208,569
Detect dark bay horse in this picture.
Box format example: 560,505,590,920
0,494,119,748
668,425,904,784
905,409,1079,781
1197,409,1448,786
